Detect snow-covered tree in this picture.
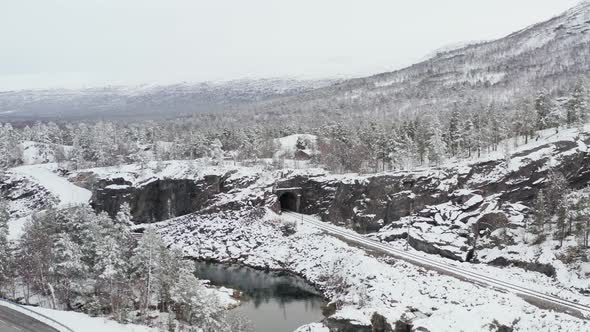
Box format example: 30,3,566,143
0,200,11,294
171,267,224,330
209,139,225,165
18,212,54,306
545,171,569,215
447,109,463,157
531,190,548,240
427,119,447,166
566,83,588,127
52,234,86,309
94,230,132,321
115,202,134,229
535,90,553,130
131,228,165,319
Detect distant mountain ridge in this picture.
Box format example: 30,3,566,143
0,78,336,122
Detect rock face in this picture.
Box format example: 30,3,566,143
274,132,590,261
282,133,590,234
91,176,223,223
276,171,456,234
0,172,57,217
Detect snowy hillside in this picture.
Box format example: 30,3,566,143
241,1,590,126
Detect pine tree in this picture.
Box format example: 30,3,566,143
556,204,568,248
158,248,185,313
573,194,590,248
470,112,485,158
463,116,475,158
486,105,506,152
94,230,132,321
209,139,225,165
413,119,430,165
52,234,86,309
0,200,11,294
372,124,389,171
514,103,536,145
545,171,569,215
171,266,224,330
358,121,382,171
531,191,548,240
131,228,165,319
18,212,54,306
447,108,463,157
397,132,418,170
427,119,447,166
566,83,588,127
535,91,552,130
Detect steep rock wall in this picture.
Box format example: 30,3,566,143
91,175,223,223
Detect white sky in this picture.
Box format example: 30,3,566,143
0,0,583,90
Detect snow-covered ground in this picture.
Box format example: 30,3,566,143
156,209,590,331
0,299,156,332
27,306,157,332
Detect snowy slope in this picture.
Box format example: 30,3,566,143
10,164,91,207
5,164,91,239
242,1,590,125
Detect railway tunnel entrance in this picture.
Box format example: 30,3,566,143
274,187,302,212
279,192,298,211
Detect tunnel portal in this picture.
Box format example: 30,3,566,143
274,187,302,212
279,192,298,211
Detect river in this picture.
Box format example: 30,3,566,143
194,261,326,332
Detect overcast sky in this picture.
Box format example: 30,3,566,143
0,0,583,90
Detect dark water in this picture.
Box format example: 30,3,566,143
194,261,326,332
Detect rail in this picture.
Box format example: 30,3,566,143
0,298,75,332
284,211,590,319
